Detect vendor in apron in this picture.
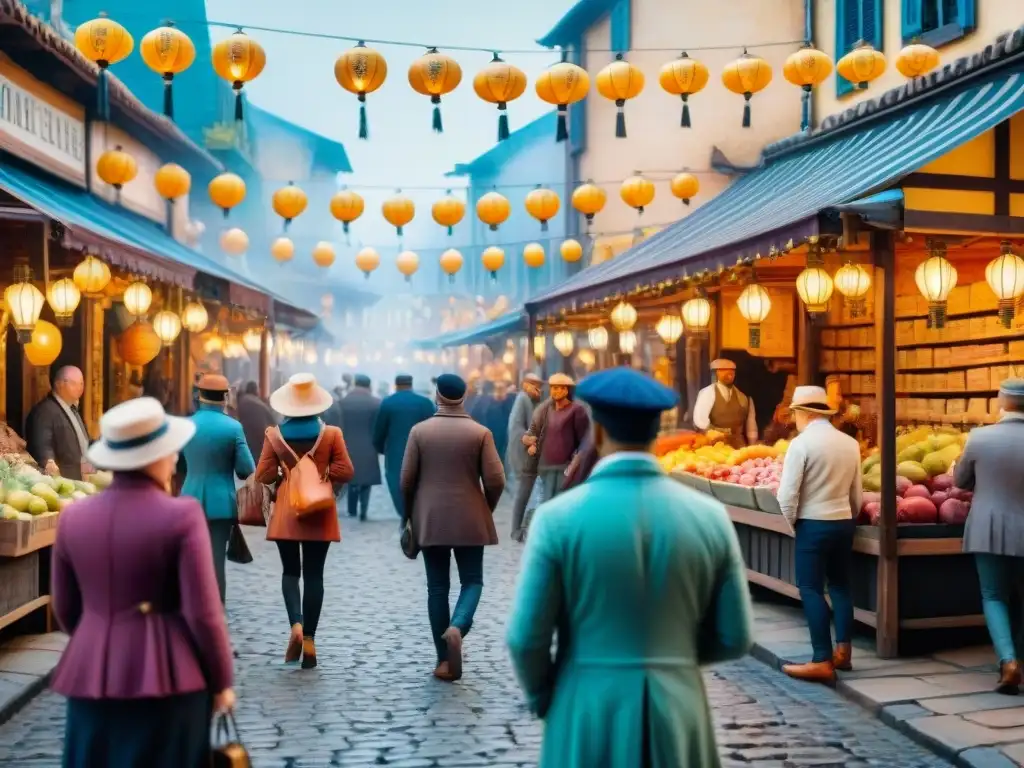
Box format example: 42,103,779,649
692,358,758,448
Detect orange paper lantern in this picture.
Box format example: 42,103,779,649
118,322,161,366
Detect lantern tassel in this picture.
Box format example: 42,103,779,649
364,272,370,281
497,103,509,142
681,95,691,128
358,94,368,140
283,219,291,232
541,220,549,233
615,100,626,138
97,67,110,121
163,77,174,119
801,86,811,132
556,105,568,142
447,226,453,236
742,93,752,128
397,226,404,237
233,84,244,122
431,95,443,133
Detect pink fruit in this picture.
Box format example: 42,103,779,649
895,476,913,496
930,474,954,492
898,496,938,524
939,498,969,525
930,491,949,508
738,474,757,487
864,502,881,525
904,485,931,500
862,491,881,506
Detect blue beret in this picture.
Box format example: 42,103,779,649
354,374,372,388
395,374,413,386
1001,378,1024,397
435,373,467,401
577,367,679,444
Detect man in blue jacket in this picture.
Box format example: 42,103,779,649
374,374,435,519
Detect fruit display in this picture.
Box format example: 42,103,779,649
660,438,788,491
653,429,727,457
0,458,103,522
859,472,972,526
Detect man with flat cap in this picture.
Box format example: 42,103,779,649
692,358,758,447
374,374,435,519
507,367,752,767
340,374,381,521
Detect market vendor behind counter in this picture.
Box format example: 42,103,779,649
692,359,759,448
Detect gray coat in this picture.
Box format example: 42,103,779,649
506,392,538,477
955,417,1024,557
339,388,382,486
26,394,89,480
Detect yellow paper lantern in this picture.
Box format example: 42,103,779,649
553,330,574,357
4,278,44,342
152,310,182,346
737,283,772,348
396,250,420,282
523,243,545,269
24,320,62,366
208,173,246,218
620,175,655,215
204,332,224,354
96,146,137,190
618,330,637,355
432,192,465,235
525,186,561,232
355,247,380,278
833,263,873,318
272,182,308,230
610,300,638,331
481,246,505,280
682,296,711,334
334,41,388,139
595,53,645,138
140,22,196,119
986,242,1024,328
473,53,527,141
915,243,957,328
118,322,161,366
330,189,364,234
783,45,833,91
47,278,81,327
588,326,609,351
656,314,684,345
211,29,266,121
721,50,773,127
572,182,607,230
476,191,511,232
533,335,546,360
154,163,191,202
312,241,336,268
220,227,249,256
74,13,133,67
408,47,462,133
382,192,415,237
795,266,834,316
659,52,709,127
837,42,886,90
243,328,263,352
896,42,940,79
535,60,590,141
271,237,295,263
72,255,111,296
670,173,700,206
439,248,463,283
122,281,152,318
560,239,583,264
181,301,208,333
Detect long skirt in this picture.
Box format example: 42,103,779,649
63,690,211,768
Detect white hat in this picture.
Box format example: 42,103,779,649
87,397,196,471
710,358,736,371
790,385,836,415
270,373,335,418
548,373,575,387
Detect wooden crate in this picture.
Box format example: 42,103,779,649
0,552,39,617
0,517,58,557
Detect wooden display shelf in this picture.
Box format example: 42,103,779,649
820,368,875,374
820,346,875,351
0,519,57,558
895,389,998,396
898,331,1024,349
896,414,996,425
0,596,50,633
900,355,1024,371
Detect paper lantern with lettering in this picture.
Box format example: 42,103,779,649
209,173,246,218
432,192,465,235
834,262,872,318
620,175,655,215
220,228,249,256
97,146,137,192
152,310,182,346
271,237,295,263
670,173,700,206
47,278,81,326
439,249,463,284
408,47,462,133
783,44,832,129
473,53,527,141
986,242,1024,328
659,52,709,127
476,191,511,231
523,243,545,269
272,182,308,231
154,163,191,202
330,189,364,235
74,13,133,120
312,241,336,268
4,274,44,342
682,296,711,335
915,242,957,328
212,29,266,121
525,186,561,232
560,239,583,263
396,250,419,282
334,41,388,139
595,53,645,138
837,42,886,90
896,42,939,79
610,301,637,331
382,192,415,237
535,59,590,141
572,182,606,230
736,283,772,348
119,322,161,366
481,246,505,280
24,320,62,367
721,50,773,127
181,301,208,333
73,255,111,296
355,247,380,278
140,22,196,118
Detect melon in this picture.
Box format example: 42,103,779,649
897,461,929,485
26,497,48,516
55,478,76,497
5,490,32,512
897,445,926,463
862,453,881,473
929,433,959,451
1,505,19,520
30,484,60,511
921,451,953,478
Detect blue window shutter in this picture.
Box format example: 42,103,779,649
956,0,976,32
863,0,883,48
902,0,924,40
610,0,631,55
835,0,858,96
568,39,587,152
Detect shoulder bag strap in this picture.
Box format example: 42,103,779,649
267,427,300,475
307,422,326,458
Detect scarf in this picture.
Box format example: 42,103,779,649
280,415,323,441
435,393,468,418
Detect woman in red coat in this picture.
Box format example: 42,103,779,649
256,373,354,669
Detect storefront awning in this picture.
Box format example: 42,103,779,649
527,64,1024,315
411,309,527,350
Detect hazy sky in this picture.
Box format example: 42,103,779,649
205,0,577,190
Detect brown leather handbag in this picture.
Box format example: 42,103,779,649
267,427,334,518
236,475,269,527
212,713,250,767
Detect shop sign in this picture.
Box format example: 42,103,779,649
0,72,86,184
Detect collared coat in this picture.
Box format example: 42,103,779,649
506,391,538,477
50,472,234,699
401,405,505,546
506,454,753,768
26,393,90,480
181,405,255,521
373,389,436,517
339,388,382,486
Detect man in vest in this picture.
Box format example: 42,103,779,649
692,359,758,447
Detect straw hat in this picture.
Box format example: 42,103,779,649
790,385,837,415
548,373,575,387
522,372,543,385
710,358,736,371
87,397,196,471
269,373,335,418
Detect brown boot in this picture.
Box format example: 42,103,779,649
301,637,317,669
833,643,853,672
442,626,464,681
433,661,454,681
285,623,303,663
997,660,1021,695
782,660,836,684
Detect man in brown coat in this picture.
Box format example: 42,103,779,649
400,373,505,683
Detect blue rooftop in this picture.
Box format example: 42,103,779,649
448,112,556,178
537,0,615,47
248,104,353,174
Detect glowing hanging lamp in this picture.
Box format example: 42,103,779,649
396,250,419,282
553,330,575,357
915,241,957,328
610,300,637,331
334,41,388,139
140,22,196,119
588,326,609,351
618,330,637,355
4,267,44,342
152,310,182,346
736,283,772,348
181,301,208,333
122,281,153,318
681,296,711,335
833,262,873,318
73,255,111,296
795,266,834,317
533,335,546,360
523,243,546,269
211,28,267,121
658,51,709,128
655,314,684,344
986,241,1024,328
481,246,505,281
47,278,81,326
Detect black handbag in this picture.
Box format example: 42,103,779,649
400,519,419,560
226,525,253,565
212,713,250,767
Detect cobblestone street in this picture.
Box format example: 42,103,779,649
0,491,951,767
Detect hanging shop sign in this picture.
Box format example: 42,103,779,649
0,59,86,185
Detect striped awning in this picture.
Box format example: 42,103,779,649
410,309,527,350
527,63,1024,315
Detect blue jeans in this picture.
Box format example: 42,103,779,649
795,519,855,663
975,553,1024,664
347,485,372,519
422,546,484,663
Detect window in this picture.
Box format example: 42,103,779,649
903,0,976,47
835,0,884,96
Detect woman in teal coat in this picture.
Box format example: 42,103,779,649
181,374,256,604
506,368,753,768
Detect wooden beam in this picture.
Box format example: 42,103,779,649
745,570,878,628
0,596,51,634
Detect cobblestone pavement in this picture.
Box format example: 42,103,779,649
0,487,952,767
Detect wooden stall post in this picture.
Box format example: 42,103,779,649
873,229,899,657
82,299,104,436
797,311,820,385
259,328,271,399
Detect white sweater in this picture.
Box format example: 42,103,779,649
776,419,862,527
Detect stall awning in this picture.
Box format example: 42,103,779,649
411,309,527,350
527,64,1024,315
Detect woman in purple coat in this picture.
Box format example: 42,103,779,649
51,397,235,768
